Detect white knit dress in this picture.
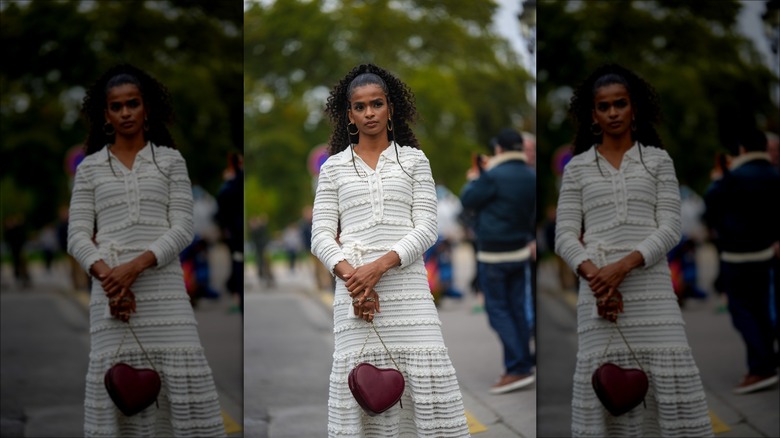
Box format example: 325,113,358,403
555,143,713,437
311,143,470,437
68,143,225,437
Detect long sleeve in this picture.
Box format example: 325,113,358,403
390,154,438,267
634,152,681,267
311,165,347,273
147,151,194,267
67,164,101,273
555,163,589,273
460,173,497,210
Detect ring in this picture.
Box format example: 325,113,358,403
362,311,370,315
365,297,376,302
352,298,360,304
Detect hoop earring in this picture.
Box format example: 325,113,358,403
387,118,393,132
103,122,115,136
590,123,603,136
347,122,359,136
144,118,150,132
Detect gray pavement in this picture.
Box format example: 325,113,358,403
244,244,536,437
536,243,780,438
0,243,243,437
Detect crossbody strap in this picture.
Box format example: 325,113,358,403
358,321,401,371
113,322,158,372
601,322,645,373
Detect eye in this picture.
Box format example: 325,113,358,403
596,103,609,111
373,101,383,108
353,103,364,111
109,103,121,111
127,99,140,108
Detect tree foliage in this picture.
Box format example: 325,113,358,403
1,0,243,233
536,0,778,217
244,0,533,231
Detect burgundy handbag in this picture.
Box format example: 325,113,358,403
104,323,161,416
592,323,648,417
348,322,405,416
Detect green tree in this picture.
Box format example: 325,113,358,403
536,0,778,219
244,0,534,232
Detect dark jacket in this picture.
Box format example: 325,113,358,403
704,152,780,254
460,151,535,252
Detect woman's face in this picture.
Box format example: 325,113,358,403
105,83,146,138
592,83,634,138
348,84,392,139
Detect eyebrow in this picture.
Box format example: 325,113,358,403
108,97,140,104
351,97,385,105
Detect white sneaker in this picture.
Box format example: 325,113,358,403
489,373,536,395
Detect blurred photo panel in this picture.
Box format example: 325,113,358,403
0,1,244,436
535,1,779,437
244,0,537,436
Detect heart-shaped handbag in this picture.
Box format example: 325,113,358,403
592,323,648,417
104,323,161,416
348,322,405,416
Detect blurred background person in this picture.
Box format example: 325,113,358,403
704,128,780,394
3,213,30,289
216,151,244,313
461,127,537,395
249,214,274,288
282,222,303,273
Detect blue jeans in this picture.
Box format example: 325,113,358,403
721,259,780,376
478,261,534,375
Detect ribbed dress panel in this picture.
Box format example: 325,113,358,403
312,144,470,437
555,144,713,437
68,143,225,437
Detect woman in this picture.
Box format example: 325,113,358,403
68,64,225,437
554,64,713,437
312,64,471,437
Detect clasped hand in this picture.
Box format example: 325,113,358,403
338,261,385,322
581,262,628,323
94,261,141,322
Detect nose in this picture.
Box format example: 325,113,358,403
607,105,618,118
120,105,131,118
365,106,375,118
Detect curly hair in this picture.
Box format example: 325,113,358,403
324,64,419,156
569,63,663,156
81,64,176,156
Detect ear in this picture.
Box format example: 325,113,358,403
591,109,597,124
389,101,394,118
347,110,354,125
104,109,110,124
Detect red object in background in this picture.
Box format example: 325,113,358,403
308,144,329,176
65,145,85,177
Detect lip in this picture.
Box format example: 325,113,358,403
365,121,378,128
608,122,622,128
121,121,134,128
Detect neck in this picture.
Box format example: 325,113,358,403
355,136,390,153
112,133,146,152
599,133,633,153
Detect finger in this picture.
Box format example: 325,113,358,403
375,296,381,313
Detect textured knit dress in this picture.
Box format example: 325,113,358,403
68,143,225,437
555,143,713,437
311,143,471,437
